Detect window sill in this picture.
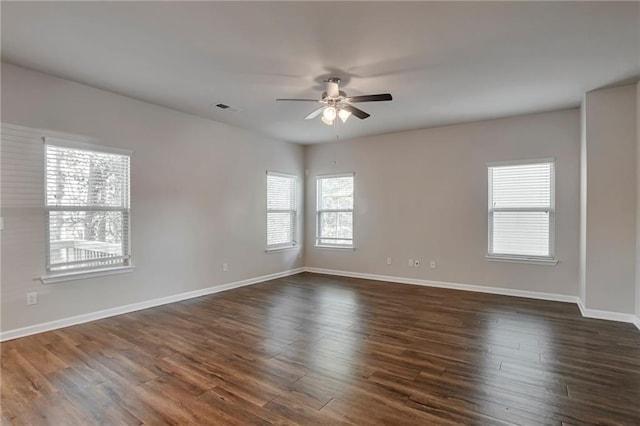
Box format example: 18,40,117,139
38,265,136,284
314,245,355,251
485,255,558,266
265,245,298,253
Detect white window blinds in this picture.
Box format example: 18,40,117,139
488,161,554,259
45,140,131,272
316,173,354,247
267,172,297,249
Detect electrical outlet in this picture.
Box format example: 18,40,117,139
386,257,392,265
408,259,414,267
430,260,437,269
27,292,38,306
222,263,228,272
414,260,420,268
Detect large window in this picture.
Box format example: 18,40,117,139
45,139,131,272
316,173,354,248
488,160,555,261
266,171,297,249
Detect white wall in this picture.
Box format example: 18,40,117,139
582,85,637,314
304,110,580,296
0,63,304,333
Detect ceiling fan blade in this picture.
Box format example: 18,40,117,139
343,104,370,120
276,98,320,102
304,106,325,120
348,93,393,103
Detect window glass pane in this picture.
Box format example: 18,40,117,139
48,210,127,270
492,211,550,256
319,177,353,210
319,211,353,240
46,145,130,208
266,173,296,247
491,163,551,209
267,211,293,246
267,174,295,210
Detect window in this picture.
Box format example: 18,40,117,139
45,139,131,273
266,171,297,249
316,173,354,248
488,160,555,261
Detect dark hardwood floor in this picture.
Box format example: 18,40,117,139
2,272,639,425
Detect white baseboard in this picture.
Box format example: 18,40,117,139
0,267,305,342
305,267,578,304
2,266,637,341
575,298,639,325
306,267,640,329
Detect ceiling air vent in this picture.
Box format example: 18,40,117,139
215,103,241,112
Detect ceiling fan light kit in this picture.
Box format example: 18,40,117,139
323,106,337,121
276,77,392,126
338,109,351,123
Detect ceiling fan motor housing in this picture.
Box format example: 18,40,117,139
326,78,341,98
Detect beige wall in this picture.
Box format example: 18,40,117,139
2,62,636,336
0,63,304,333
580,97,588,305
304,110,580,296
582,85,637,314
637,81,640,319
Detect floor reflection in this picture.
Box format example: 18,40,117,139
267,282,362,379
476,308,557,423
311,285,361,378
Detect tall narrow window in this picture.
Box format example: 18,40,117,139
266,171,297,249
488,160,555,260
45,139,131,272
316,173,354,248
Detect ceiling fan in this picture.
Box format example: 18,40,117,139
276,78,392,126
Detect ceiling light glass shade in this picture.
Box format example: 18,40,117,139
338,109,352,123
321,116,334,126
322,106,337,121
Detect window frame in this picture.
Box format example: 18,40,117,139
266,171,298,251
486,158,557,264
315,172,355,249
43,137,133,276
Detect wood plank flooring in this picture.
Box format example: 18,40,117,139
2,272,640,425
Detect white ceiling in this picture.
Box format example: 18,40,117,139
2,2,639,144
